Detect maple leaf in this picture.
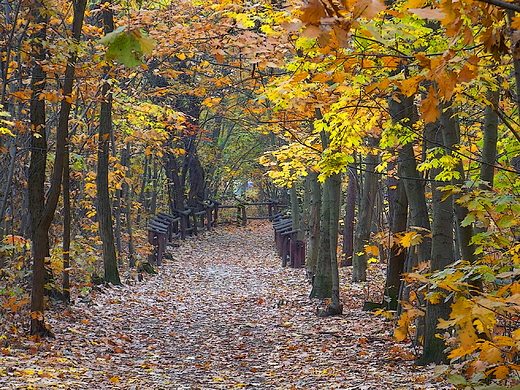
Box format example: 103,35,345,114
399,76,425,97
99,26,156,68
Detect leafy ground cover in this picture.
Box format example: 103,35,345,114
0,222,453,389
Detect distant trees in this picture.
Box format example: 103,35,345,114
0,0,290,337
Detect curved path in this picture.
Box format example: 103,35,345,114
0,222,447,389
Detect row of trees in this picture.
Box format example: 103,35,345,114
253,0,520,386
1,0,520,387
0,0,280,338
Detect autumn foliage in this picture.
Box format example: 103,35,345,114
1,0,520,387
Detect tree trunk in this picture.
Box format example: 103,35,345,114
341,164,356,266
416,119,455,365
62,146,71,303
97,84,120,285
150,157,158,215
28,4,48,258
164,152,185,212
0,142,16,236
30,0,87,335
96,5,120,285
187,152,205,209
391,95,431,266
441,109,475,264
352,138,378,282
306,171,321,280
480,90,499,188
385,179,408,310
136,155,149,225
327,172,343,315
290,184,302,239
111,130,122,256
122,145,135,267
310,172,332,299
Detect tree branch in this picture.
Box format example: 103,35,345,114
476,0,520,12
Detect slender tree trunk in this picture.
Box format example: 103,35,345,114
290,184,302,239
122,145,135,267
0,143,16,235
30,0,87,335
164,152,185,212
310,172,332,299
27,1,51,336
384,179,408,310
441,109,475,264
417,123,455,365
28,4,48,256
150,158,158,215
306,171,321,279
187,152,205,209
136,155,149,225
391,95,431,266
62,146,71,303
352,138,378,282
341,164,356,266
480,90,499,188
327,172,343,315
96,5,120,285
302,174,311,246
97,85,120,285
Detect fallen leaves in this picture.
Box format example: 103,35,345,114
0,222,451,389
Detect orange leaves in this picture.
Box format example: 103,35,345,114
408,7,446,21
419,86,440,124
1,296,29,312
352,0,386,20
300,0,327,26
399,75,425,97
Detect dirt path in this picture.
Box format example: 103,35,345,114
0,222,450,389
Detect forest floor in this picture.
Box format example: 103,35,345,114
0,221,454,389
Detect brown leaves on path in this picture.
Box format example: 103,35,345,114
0,222,451,389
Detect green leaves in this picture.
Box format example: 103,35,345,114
99,26,156,68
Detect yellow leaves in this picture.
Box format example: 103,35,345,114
364,245,379,256
512,16,520,30
202,97,222,107
489,365,510,380
394,312,410,341
402,0,426,9
480,342,503,365
398,231,423,248
458,321,479,352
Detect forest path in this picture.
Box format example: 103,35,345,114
1,222,448,389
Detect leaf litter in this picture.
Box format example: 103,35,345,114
0,221,453,389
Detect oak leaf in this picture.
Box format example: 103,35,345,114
419,86,440,124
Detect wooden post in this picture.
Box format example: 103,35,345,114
241,205,247,226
